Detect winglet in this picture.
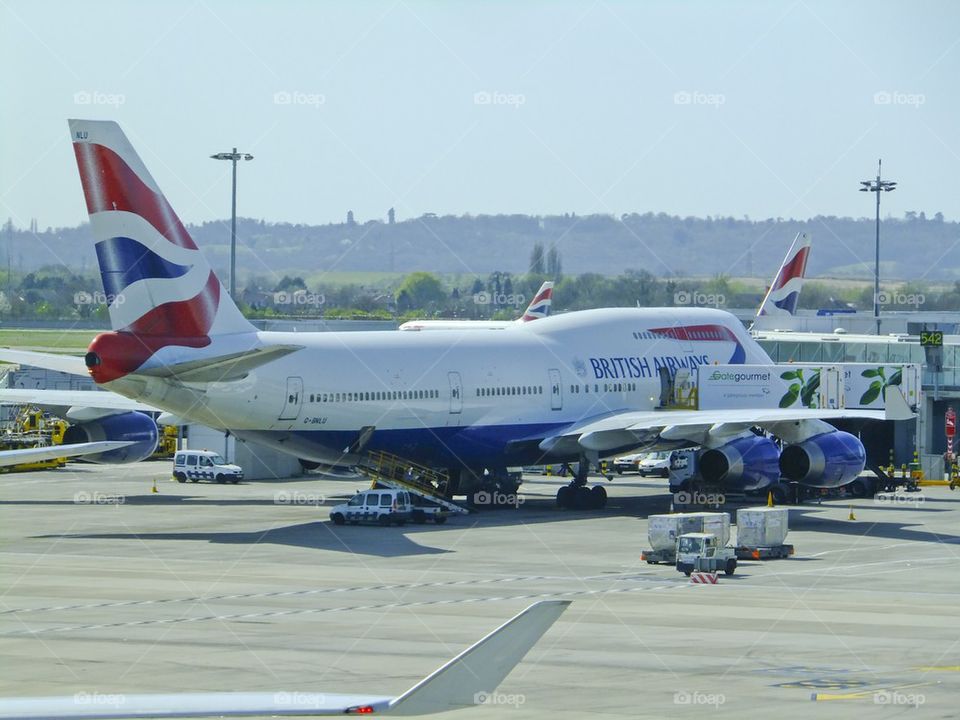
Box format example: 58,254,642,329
386,600,570,716
884,385,916,421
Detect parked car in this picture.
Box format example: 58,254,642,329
612,453,647,474
173,450,243,484
638,451,672,477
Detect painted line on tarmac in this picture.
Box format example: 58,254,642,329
745,555,957,582
0,572,678,617
0,575,557,616
5,584,685,636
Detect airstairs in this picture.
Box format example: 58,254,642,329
361,450,470,515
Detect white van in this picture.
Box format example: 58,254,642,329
173,450,244,484
329,488,413,526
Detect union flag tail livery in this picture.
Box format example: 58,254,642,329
70,120,255,382
757,232,811,317
520,281,553,322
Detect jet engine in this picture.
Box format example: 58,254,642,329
779,431,865,488
698,435,780,492
61,411,159,463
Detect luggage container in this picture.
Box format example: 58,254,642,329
735,507,794,559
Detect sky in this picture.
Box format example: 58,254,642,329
1,0,958,231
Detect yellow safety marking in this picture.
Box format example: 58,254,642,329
810,681,931,702
916,665,960,671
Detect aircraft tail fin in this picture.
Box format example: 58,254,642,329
519,282,554,322
69,119,254,339
757,232,811,317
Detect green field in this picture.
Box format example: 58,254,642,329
0,329,97,353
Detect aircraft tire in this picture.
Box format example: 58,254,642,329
591,485,607,509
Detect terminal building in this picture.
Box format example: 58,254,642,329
751,321,956,479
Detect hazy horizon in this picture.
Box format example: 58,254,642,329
3,1,959,231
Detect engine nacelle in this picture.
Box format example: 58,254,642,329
62,411,159,464
699,435,780,492
779,431,865,488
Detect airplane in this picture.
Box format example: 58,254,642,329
0,120,911,511
755,232,811,319
0,232,800,467
398,281,553,331
0,600,568,719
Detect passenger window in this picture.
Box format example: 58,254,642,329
187,456,198,466
380,495,392,507
200,457,213,467
175,455,184,466
348,495,364,507
366,493,379,506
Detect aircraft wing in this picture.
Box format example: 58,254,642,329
0,389,156,414
0,600,569,719
0,349,88,377
0,441,133,468
541,386,914,454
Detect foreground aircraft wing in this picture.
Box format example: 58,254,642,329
0,441,133,468
540,386,914,455
0,600,569,719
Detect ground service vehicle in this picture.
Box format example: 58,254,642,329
676,533,738,576
642,512,730,564
638,451,672,477
613,453,646,474
330,488,413,526
173,450,243,484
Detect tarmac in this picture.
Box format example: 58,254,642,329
2,462,959,718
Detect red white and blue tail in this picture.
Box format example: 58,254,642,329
757,233,810,317
70,120,256,382
519,282,553,322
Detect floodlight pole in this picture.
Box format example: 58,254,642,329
210,148,254,298
859,159,896,335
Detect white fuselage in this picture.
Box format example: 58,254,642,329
105,307,771,468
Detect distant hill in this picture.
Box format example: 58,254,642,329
4,212,957,280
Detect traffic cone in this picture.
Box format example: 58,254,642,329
848,505,855,520
151,479,159,494
767,491,774,507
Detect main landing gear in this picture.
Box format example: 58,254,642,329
555,459,607,510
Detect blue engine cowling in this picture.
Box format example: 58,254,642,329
779,431,865,488
61,411,159,464
698,435,780,492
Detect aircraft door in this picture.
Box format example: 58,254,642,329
448,372,463,414
548,368,562,411
279,376,304,421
